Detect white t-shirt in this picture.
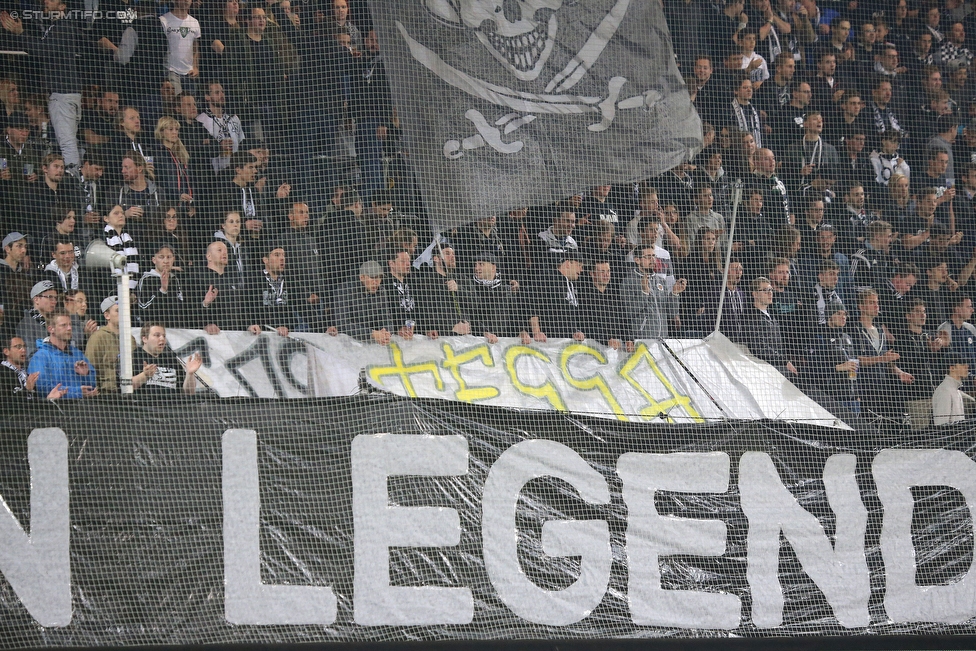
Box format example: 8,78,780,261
160,12,201,75
740,52,770,83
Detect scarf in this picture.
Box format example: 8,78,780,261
732,100,762,148
473,273,502,290
28,308,47,328
872,102,901,134
262,270,286,307
563,276,579,308
240,186,256,219
1,359,27,392
392,277,415,313
44,259,79,291
802,137,824,170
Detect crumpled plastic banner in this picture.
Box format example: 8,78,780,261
0,396,974,648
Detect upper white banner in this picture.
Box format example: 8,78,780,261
164,331,846,428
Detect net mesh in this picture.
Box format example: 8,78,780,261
0,0,974,643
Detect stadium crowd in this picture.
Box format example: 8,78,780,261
0,0,975,427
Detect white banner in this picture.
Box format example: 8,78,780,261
165,330,845,428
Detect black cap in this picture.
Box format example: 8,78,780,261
475,251,498,265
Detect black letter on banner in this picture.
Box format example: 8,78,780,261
225,335,287,398
172,337,213,368
276,338,309,395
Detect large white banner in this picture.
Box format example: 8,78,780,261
165,330,844,428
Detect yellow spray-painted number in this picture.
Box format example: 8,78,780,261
559,343,629,421
503,345,567,411
618,343,703,422
441,342,500,403
367,342,445,397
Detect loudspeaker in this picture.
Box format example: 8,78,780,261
84,239,126,271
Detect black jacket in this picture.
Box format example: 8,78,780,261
579,282,631,344
187,266,245,330
738,306,794,376
334,279,393,342
460,276,520,338
526,267,583,339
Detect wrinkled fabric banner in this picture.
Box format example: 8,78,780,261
163,330,843,427
369,0,702,230
0,398,974,648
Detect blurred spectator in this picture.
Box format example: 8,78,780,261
754,53,796,114
26,154,83,240
893,299,949,428
196,82,245,174
748,148,792,228
526,251,586,342
153,117,194,208
29,311,98,399
42,236,89,297
808,259,846,326
807,301,859,423
871,132,911,187
384,248,423,340
705,258,747,340
867,79,904,145
580,258,631,349
0,231,33,328
85,295,133,394
851,219,896,290
226,6,297,147
685,186,728,253
786,110,840,199
334,259,393,345
729,77,764,149
63,289,97,346
739,275,799,377
137,242,189,329
132,323,202,394
878,262,919,323
16,280,58,358
118,152,161,231
680,228,724,335
109,107,154,189
81,90,120,151
460,253,519,343
621,244,685,340
189,240,245,333
244,242,294,337
414,243,470,338
1,334,65,399
852,288,912,425
160,0,202,96
279,202,326,328
537,205,579,258
933,354,973,424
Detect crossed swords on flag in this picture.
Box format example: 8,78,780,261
396,0,669,157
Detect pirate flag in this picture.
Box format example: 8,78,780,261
370,0,703,232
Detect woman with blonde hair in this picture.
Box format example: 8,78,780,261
154,116,195,207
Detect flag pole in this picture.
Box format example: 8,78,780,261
714,179,744,335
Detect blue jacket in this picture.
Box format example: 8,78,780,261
27,339,97,399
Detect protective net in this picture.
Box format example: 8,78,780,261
1,0,976,644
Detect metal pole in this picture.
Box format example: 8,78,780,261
714,180,744,335
118,272,134,395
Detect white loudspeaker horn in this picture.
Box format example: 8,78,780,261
84,239,126,271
